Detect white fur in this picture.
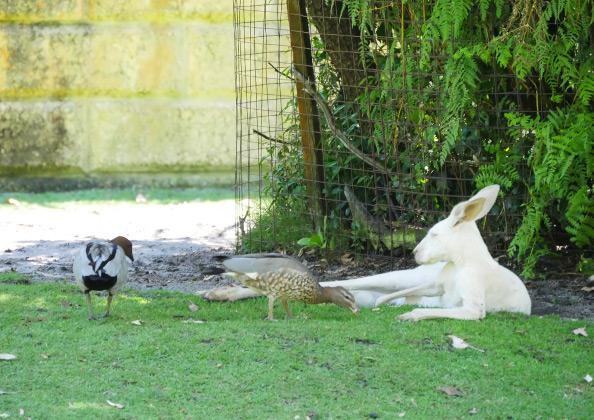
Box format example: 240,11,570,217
197,185,531,321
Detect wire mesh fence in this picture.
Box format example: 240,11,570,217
234,0,591,268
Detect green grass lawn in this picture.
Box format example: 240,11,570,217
1,274,593,419
0,187,235,208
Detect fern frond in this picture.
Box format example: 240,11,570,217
565,186,594,247
452,0,473,37
577,66,594,106
494,0,504,18
551,0,568,21
479,0,491,21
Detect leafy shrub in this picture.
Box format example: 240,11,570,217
250,0,594,277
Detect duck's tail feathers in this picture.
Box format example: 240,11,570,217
85,243,118,274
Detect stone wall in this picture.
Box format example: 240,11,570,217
0,0,235,178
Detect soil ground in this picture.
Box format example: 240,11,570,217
2,198,593,320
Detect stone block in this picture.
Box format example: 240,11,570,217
0,0,83,21
88,0,232,21
87,24,185,94
0,98,236,174
0,101,87,173
0,24,89,94
187,23,235,96
0,24,186,96
87,98,236,171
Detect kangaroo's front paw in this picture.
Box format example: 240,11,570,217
396,310,420,322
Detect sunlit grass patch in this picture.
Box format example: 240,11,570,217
0,187,234,209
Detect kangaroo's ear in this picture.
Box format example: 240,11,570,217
460,197,487,222
468,184,500,220
450,184,500,224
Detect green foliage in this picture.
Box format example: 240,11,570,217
298,216,334,251
476,141,521,191
297,232,326,248
507,109,594,273
239,200,316,254
253,0,594,276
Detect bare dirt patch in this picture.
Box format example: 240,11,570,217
1,199,236,294
2,199,593,320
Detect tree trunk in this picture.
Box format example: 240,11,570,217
287,0,327,229
303,0,376,138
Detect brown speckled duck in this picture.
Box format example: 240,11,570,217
73,236,134,320
205,253,359,320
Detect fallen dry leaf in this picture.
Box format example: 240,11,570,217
0,390,16,395
188,301,200,312
0,354,17,360
398,413,406,417
7,198,20,206
469,407,477,414
60,300,71,308
130,320,143,326
448,335,484,352
36,271,60,279
439,386,463,397
582,286,594,292
135,193,147,203
182,319,206,324
19,408,24,416
572,327,588,337
106,400,124,409
41,354,49,359
585,374,593,383
0,413,8,418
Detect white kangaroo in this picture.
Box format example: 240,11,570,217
198,185,531,321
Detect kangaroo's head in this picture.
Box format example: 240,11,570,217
413,185,500,265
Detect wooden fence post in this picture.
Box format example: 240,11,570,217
286,0,326,229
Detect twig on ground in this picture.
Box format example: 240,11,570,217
35,271,62,279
